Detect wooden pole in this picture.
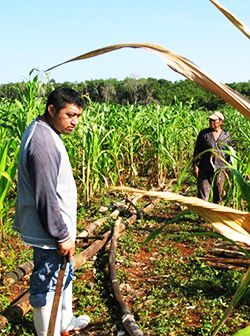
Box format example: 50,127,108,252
109,219,144,336
47,257,67,336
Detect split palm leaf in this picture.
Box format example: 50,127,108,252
210,0,250,39
115,186,250,246
46,42,250,120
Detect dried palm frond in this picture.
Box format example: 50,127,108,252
115,186,250,246
210,0,250,39
46,43,250,120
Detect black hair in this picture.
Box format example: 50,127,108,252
45,87,85,114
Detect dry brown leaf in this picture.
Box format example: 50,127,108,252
115,186,250,246
46,42,250,120
210,0,250,39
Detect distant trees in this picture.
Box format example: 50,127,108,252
0,78,249,110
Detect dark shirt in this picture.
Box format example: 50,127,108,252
193,127,231,175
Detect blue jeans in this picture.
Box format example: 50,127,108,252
29,247,73,307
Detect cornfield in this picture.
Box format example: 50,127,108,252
0,0,250,334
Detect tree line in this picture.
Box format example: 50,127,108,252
0,78,249,110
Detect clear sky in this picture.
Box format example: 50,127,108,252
1,0,249,84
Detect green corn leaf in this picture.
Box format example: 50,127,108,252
144,210,192,244
0,171,12,183
233,326,250,336
230,168,250,211
212,266,250,336
0,142,10,172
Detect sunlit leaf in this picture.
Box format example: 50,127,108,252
46,43,250,120
210,0,250,39
233,326,250,336
115,186,250,246
212,266,250,336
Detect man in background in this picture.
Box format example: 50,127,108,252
14,87,90,335
193,111,232,204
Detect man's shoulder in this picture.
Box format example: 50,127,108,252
220,129,231,141
198,128,211,136
29,121,54,146
221,129,230,136
24,119,60,156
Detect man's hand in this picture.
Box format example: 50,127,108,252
193,165,199,178
58,238,75,261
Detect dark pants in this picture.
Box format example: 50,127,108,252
197,170,226,204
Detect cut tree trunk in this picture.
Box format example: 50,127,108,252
3,261,34,286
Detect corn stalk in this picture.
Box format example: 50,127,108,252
0,133,18,248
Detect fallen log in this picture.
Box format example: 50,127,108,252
106,197,162,335
205,261,246,271
77,194,142,238
3,261,34,286
77,209,119,238
0,291,30,328
201,256,250,266
74,194,147,268
109,220,144,336
74,230,111,269
210,248,247,258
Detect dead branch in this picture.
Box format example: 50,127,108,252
109,219,144,336
78,194,143,238
74,230,111,269
201,256,250,266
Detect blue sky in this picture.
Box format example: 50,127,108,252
1,0,249,84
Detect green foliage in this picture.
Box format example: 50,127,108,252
0,77,249,335
211,267,250,336
1,78,250,108
233,326,250,336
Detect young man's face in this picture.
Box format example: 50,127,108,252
48,103,83,134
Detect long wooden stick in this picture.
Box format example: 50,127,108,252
109,220,144,336
201,256,250,265
47,257,67,336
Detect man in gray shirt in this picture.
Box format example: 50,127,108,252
193,111,231,204
14,87,90,335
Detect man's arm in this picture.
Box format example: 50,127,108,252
27,127,70,242
193,132,203,178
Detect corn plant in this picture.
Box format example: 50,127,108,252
14,70,46,136
71,105,112,205
0,131,19,247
